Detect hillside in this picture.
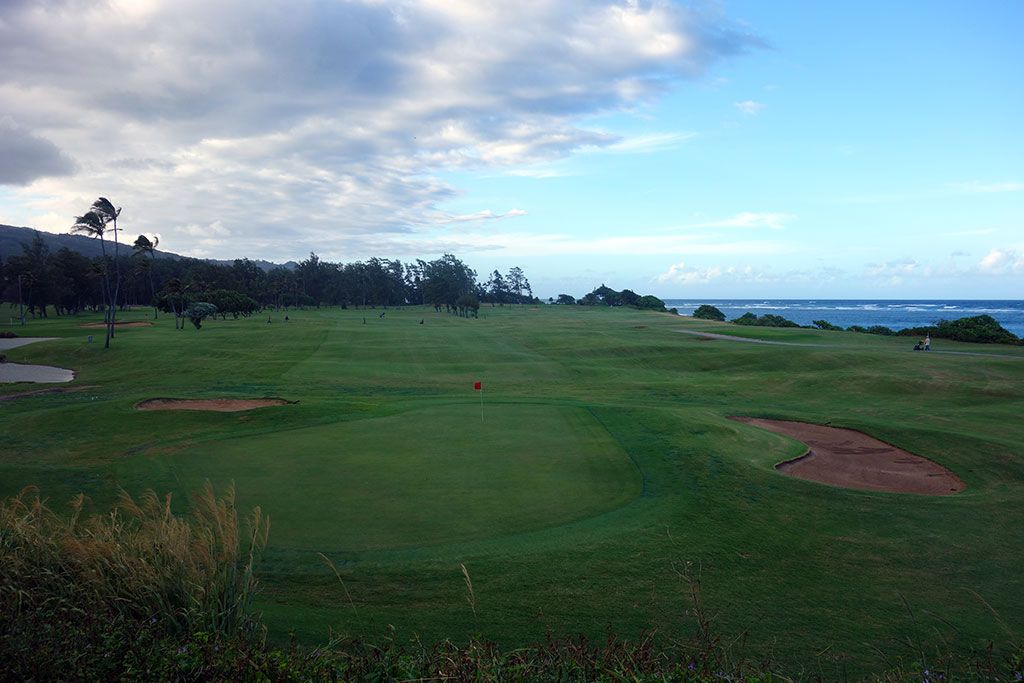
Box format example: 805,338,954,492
0,224,292,271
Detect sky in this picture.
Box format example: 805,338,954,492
1,0,1021,299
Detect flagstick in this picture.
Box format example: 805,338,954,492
479,385,484,422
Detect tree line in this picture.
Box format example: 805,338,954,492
0,199,539,339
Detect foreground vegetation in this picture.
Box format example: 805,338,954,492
3,487,1020,681
2,304,1024,677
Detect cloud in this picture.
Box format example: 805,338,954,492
604,131,698,153
0,117,77,185
0,0,760,259
441,208,528,223
978,248,1024,274
690,211,793,230
734,100,765,116
656,261,841,286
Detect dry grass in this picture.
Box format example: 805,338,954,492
0,483,268,677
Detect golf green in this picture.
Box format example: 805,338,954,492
114,403,641,551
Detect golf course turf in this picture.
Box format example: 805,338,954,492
2,304,1023,675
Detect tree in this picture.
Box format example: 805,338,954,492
693,304,726,321
556,294,576,305
455,293,480,318
71,209,117,347
184,302,218,329
133,234,159,318
422,254,476,311
156,278,191,329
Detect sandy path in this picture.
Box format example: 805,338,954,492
0,337,59,350
732,417,965,495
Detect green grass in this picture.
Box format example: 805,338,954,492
2,304,1023,676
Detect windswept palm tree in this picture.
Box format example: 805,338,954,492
91,198,122,336
133,234,159,319
71,210,115,348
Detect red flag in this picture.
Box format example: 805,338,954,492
474,381,482,390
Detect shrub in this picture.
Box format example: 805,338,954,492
732,312,799,327
693,305,726,321
895,316,1019,344
931,315,1020,344
813,319,842,331
635,295,666,311
732,312,758,325
865,325,895,336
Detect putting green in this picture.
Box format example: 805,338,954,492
115,403,641,551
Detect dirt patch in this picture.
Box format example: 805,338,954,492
731,417,965,495
80,321,153,329
135,398,291,412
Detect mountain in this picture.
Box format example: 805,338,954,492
0,224,294,271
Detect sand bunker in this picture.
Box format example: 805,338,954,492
80,321,153,329
0,363,75,383
732,417,964,495
136,398,290,412
0,337,59,350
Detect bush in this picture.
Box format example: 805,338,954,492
732,312,799,327
813,319,842,331
0,331,17,338
893,316,1018,344
635,295,666,311
866,325,895,336
693,305,726,321
732,312,758,325
931,315,1020,344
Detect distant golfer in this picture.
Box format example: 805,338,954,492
924,334,931,351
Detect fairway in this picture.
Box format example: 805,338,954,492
3,304,1024,674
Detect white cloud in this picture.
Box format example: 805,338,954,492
0,0,759,259
656,261,842,286
604,131,697,153
978,248,1024,273
689,212,793,230
734,100,765,116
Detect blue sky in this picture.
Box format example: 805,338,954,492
1,1,1021,298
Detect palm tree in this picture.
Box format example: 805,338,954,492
133,234,159,319
91,198,122,336
71,209,115,348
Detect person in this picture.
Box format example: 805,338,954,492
284,315,289,322
924,334,931,351
267,315,271,323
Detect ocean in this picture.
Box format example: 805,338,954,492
663,300,1024,337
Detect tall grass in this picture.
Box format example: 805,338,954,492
0,483,267,678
